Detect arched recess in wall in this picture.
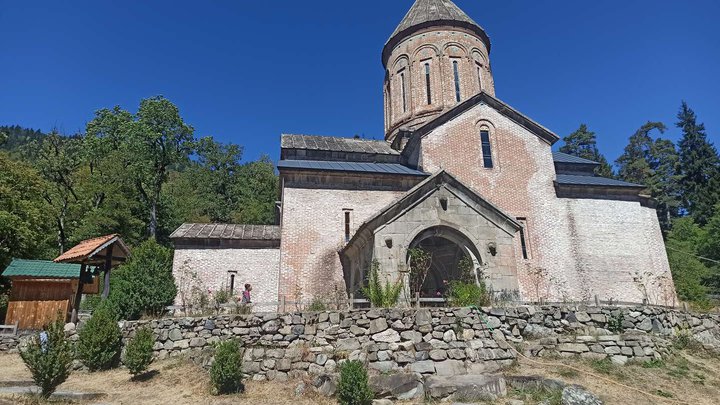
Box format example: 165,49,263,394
405,225,483,298
413,45,441,107
471,49,487,92
444,43,467,103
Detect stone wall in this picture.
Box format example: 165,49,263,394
0,334,20,352
5,306,718,381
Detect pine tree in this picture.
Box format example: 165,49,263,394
560,124,614,178
616,122,681,232
676,102,720,225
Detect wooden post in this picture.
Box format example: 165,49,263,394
594,295,600,307
642,298,648,306
71,263,86,324
348,293,354,310
415,292,420,309
682,302,689,312
102,245,114,299
281,296,286,313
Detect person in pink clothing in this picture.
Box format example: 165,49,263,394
241,284,252,304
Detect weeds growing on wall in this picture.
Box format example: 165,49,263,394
447,281,490,307
19,317,74,399
361,260,403,308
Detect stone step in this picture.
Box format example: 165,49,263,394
425,373,507,401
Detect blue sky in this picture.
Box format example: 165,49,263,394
1,0,718,164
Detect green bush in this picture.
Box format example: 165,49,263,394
447,280,490,307
19,317,74,399
107,240,177,320
77,303,122,371
337,360,373,405
361,261,403,308
209,340,244,395
308,298,327,312
123,327,155,378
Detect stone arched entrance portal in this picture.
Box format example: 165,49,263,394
406,226,483,298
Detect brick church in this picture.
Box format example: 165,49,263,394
170,0,675,309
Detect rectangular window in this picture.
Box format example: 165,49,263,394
229,274,236,294
517,218,529,260
477,65,483,90
425,63,432,105
480,130,493,168
400,72,407,112
453,60,461,102
344,211,352,242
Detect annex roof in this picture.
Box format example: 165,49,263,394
170,224,281,241
277,160,428,177
384,0,491,66
555,174,644,188
2,259,81,279
54,234,130,266
552,152,600,166
281,134,399,155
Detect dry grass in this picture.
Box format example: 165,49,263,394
2,350,719,405
0,353,334,405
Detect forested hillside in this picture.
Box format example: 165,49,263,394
0,96,278,270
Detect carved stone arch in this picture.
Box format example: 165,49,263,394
471,48,487,66
413,44,440,60
443,42,469,57
392,55,410,72
474,118,496,130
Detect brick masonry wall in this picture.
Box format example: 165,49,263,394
385,27,495,141
172,248,280,312
415,102,675,303
279,187,406,302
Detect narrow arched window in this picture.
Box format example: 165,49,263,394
400,72,407,112
453,60,461,102
480,130,493,168
425,63,432,105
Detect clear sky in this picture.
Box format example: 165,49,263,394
1,0,718,164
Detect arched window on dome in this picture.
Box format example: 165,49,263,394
424,63,432,105
400,71,407,113
452,60,461,102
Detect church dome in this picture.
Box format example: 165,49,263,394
382,0,491,68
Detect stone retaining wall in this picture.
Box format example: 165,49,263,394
0,335,20,352
3,305,719,382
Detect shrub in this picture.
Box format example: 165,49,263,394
337,360,373,405
447,280,490,307
124,327,155,378
308,298,327,312
210,340,244,395
78,302,122,371
361,261,403,308
107,240,177,320
19,317,74,399
607,313,625,333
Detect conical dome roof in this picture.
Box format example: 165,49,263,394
383,0,491,67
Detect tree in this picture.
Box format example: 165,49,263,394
24,132,85,253
698,207,720,295
666,218,710,303
0,153,53,269
232,155,278,225
19,318,74,399
616,122,681,232
107,239,177,320
126,97,195,239
559,124,614,177
676,102,720,225
192,137,244,222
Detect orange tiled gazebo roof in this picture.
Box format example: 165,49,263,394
54,234,130,266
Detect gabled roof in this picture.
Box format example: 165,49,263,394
341,170,520,254
281,134,398,156
170,224,281,241
552,151,600,166
402,91,560,158
2,259,81,279
384,0,490,66
54,234,130,266
277,160,428,177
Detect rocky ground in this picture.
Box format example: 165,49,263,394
1,347,718,404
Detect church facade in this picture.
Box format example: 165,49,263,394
171,0,675,309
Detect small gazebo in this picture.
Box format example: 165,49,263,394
54,234,130,322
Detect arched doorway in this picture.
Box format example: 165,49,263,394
406,226,483,298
